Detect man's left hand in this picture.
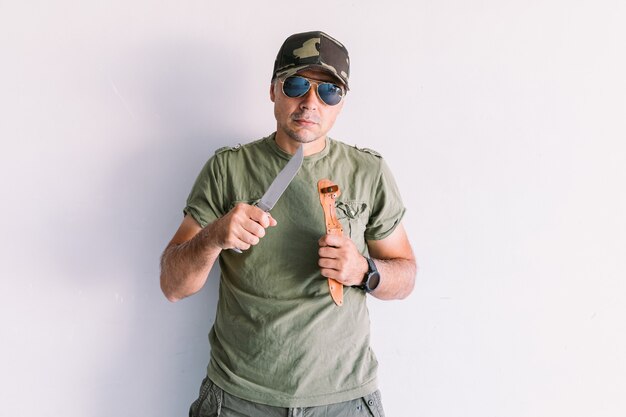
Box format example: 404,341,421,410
318,234,367,287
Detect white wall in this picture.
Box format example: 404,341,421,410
1,1,625,416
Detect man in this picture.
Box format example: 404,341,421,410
160,31,417,417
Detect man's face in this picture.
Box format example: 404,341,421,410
270,69,345,146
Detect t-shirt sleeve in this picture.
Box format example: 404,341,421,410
364,158,406,240
183,155,225,228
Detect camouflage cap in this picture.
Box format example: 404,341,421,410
272,31,350,90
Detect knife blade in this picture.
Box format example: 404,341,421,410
256,144,304,211
232,145,304,253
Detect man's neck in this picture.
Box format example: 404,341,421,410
274,132,327,156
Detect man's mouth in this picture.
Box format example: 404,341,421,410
295,119,316,126
292,113,319,125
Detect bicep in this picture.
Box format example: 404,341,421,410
168,214,203,247
366,223,414,261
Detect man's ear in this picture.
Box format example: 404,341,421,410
269,82,276,102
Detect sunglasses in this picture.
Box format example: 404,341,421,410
280,75,345,106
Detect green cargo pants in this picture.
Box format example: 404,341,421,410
189,377,386,417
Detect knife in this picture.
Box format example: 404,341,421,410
232,144,304,253
256,144,304,211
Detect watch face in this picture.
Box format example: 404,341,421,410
367,271,380,292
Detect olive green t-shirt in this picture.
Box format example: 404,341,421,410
184,133,406,407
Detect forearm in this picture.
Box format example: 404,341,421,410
369,256,417,300
159,225,222,302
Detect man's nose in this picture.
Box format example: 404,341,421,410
299,86,320,110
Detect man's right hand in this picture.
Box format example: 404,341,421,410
213,203,278,251
160,204,277,302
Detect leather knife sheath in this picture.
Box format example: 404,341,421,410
317,179,344,306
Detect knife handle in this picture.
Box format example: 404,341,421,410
318,179,344,307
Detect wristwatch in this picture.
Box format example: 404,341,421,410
360,257,381,293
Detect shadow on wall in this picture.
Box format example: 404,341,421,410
46,40,252,416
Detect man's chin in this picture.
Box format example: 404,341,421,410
286,130,321,144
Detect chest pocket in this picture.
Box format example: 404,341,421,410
335,201,369,253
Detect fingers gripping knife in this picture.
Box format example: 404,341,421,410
318,179,344,306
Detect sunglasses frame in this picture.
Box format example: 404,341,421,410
280,75,345,106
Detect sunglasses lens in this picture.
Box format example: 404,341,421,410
282,76,311,98
318,83,343,106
